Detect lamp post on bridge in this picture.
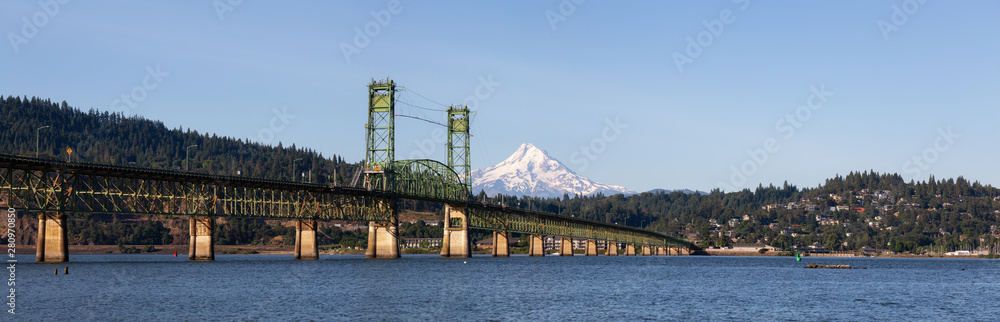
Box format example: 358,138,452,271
185,144,197,171
292,158,303,182
35,125,50,158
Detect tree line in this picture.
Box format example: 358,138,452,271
7,96,999,252
1,95,359,183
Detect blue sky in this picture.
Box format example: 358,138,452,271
3,1,999,193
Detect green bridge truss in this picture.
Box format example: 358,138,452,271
0,154,685,246
0,155,394,222
0,79,687,248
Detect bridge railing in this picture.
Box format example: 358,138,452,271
467,203,688,247
0,154,394,222
1,153,688,247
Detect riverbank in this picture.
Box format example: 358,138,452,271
15,245,300,256
704,249,985,259
16,245,991,259
16,245,486,256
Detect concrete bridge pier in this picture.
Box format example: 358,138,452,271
295,220,319,260
625,244,636,256
366,197,400,259
529,235,545,256
655,246,667,256
492,231,509,257
668,246,690,255
366,220,400,259
189,216,215,261
585,240,597,256
606,242,618,256
641,245,651,256
440,205,470,258
36,213,68,263
560,238,573,256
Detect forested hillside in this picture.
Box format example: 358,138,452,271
1,95,357,183
5,96,999,253
3,95,368,247
483,171,1000,253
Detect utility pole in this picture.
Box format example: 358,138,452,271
36,125,50,158
292,158,303,182
186,145,198,171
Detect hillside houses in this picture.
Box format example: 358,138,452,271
686,172,1000,255
815,214,839,226
762,202,819,211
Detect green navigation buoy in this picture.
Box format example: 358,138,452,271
795,252,802,261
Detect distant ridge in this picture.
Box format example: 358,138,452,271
647,189,708,195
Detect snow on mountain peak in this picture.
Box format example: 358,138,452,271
471,143,634,198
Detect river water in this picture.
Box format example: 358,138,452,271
11,254,1000,320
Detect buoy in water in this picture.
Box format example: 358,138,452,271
64,267,68,274
174,251,177,257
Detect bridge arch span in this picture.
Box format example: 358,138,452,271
391,159,470,202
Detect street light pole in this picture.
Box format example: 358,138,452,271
36,125,50,158
185,144,198,171
292,158,303,182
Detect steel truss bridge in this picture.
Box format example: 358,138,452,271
3,79,688,260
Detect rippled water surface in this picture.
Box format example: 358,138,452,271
14,254,1000,320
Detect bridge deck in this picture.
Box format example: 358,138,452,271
1,154,686,246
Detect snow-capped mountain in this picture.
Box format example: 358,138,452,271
471,143,635,198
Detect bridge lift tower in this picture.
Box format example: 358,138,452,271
364,79,400,258
441,105,474,257
446,106,471,189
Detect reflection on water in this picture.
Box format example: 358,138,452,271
14,254,1000,320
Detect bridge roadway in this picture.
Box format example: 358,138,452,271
2,153,689,262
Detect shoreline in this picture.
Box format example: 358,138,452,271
14,245,486,256
704,250,985,259
15,245,991,259
15,245,301,256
